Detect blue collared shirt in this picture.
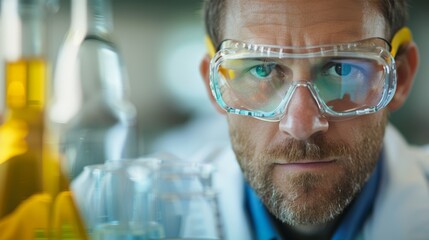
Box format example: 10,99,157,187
245,156,383,240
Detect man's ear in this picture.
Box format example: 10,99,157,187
388,42,419,111
200,54,225,114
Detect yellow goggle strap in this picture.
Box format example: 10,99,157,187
205,35,236,79
205,35,216,59
390,26,412,57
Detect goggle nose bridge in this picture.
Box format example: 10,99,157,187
279,80,327,118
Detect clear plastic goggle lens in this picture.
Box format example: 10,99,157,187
210,39,397,121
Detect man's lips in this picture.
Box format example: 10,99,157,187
274,159,337,170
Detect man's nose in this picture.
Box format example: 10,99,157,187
279,86,329,140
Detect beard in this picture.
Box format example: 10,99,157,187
229,113,388,226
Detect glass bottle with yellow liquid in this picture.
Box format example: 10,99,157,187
0,0,87,239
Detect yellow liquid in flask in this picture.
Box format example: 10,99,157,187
0,58,88,240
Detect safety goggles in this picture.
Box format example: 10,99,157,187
207,27,412,121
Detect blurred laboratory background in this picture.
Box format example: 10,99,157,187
43,0,429,156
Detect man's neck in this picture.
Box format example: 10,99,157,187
273,216,341,240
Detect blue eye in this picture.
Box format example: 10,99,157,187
323,62,366,80
334,63,352,76
249,64,275,78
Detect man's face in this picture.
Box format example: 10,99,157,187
223,0,388,225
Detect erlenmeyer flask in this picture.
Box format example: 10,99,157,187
50,0,139,180
0,0,87,238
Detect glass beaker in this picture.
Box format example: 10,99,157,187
72,158,165,239
152,160,223,240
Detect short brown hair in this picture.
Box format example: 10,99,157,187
203,0,408,47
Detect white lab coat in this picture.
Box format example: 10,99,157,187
211,124,429,240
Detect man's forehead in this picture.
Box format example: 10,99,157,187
223,0,386,46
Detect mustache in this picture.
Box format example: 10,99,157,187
263,134,350,163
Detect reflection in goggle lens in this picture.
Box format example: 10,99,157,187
217,56,386,115
210,38,397,121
